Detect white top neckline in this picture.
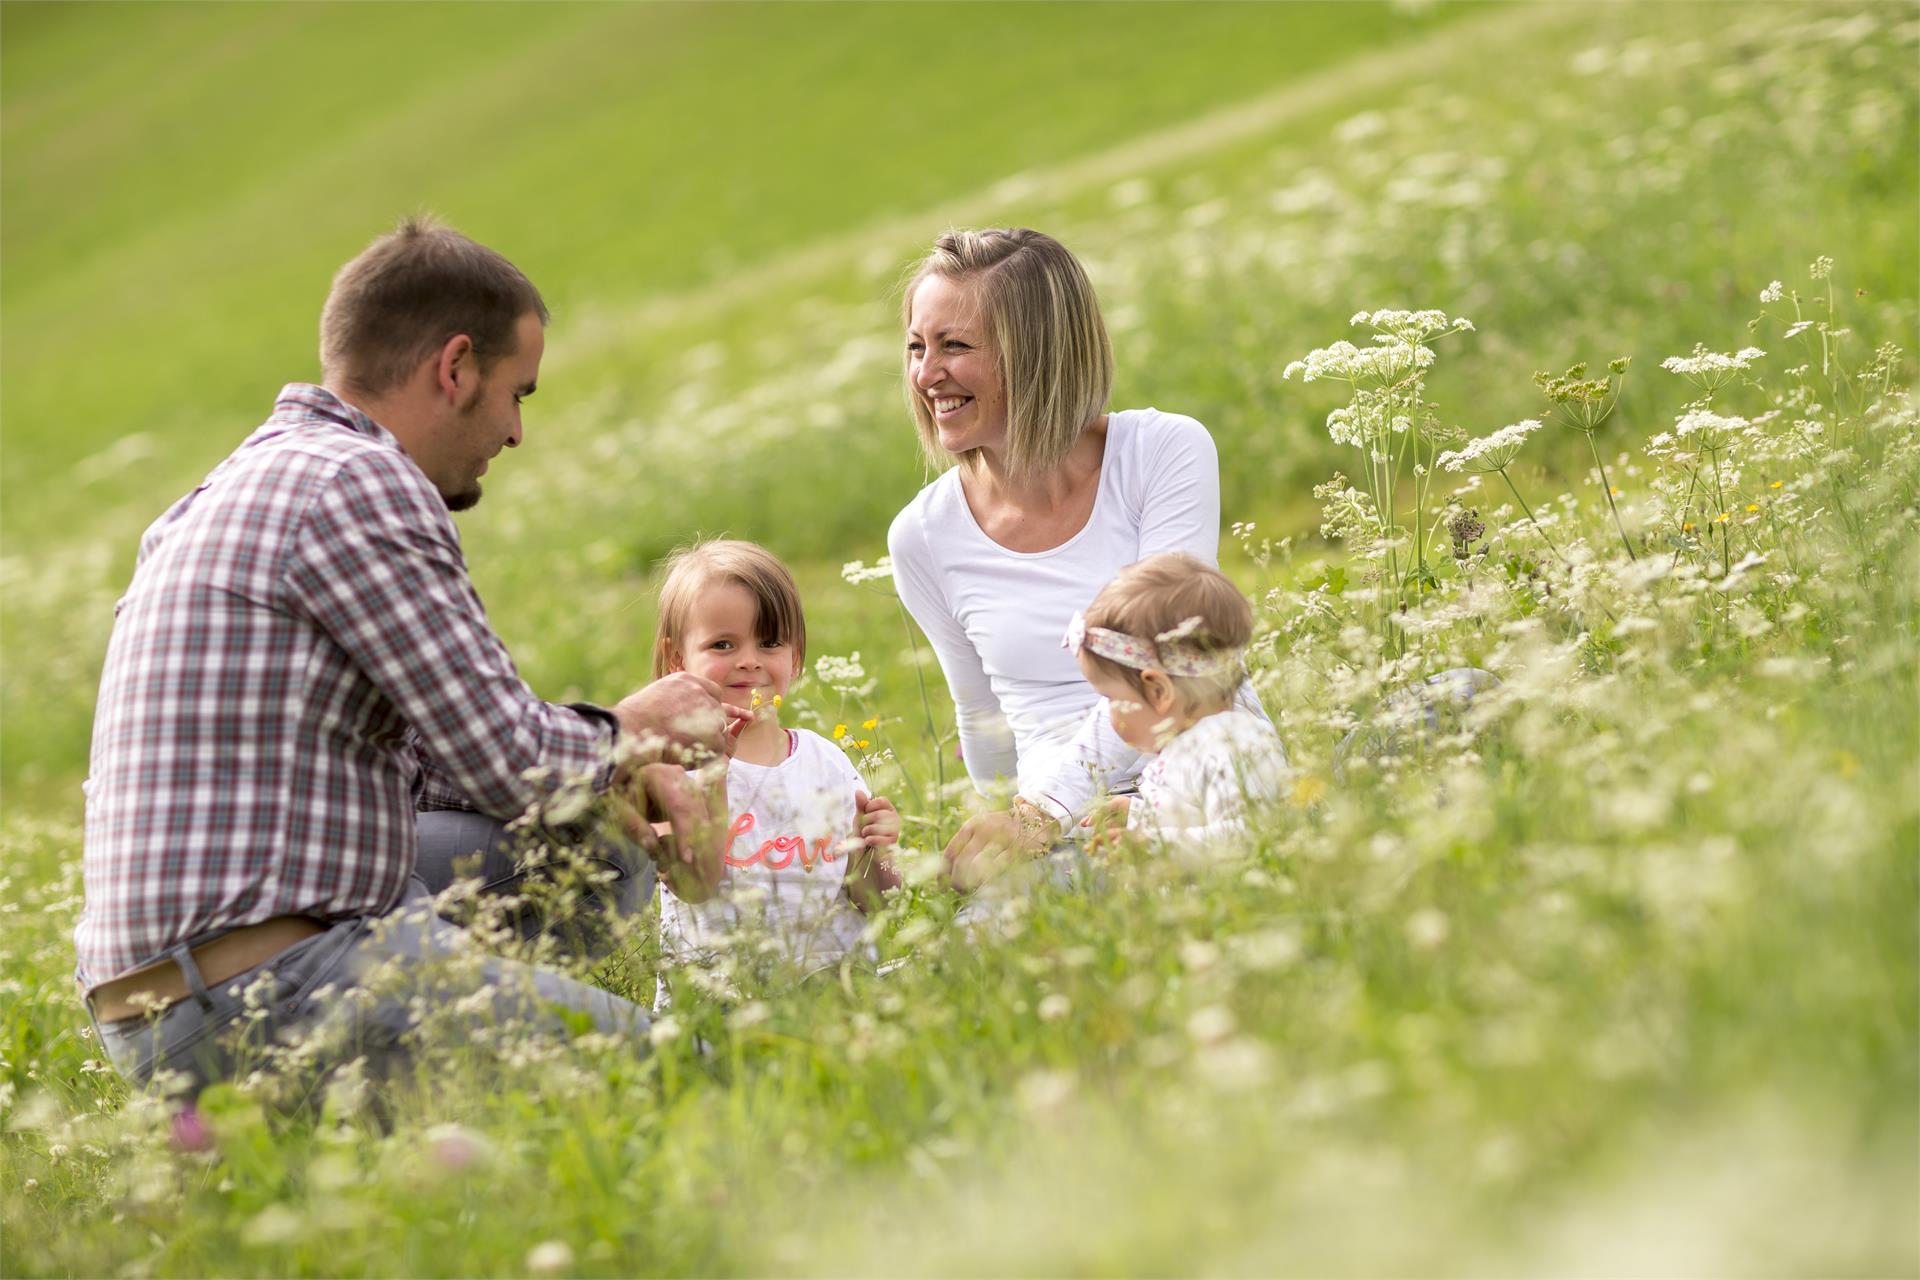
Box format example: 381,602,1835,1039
948,412,1126,561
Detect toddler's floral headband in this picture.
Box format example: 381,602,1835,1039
1063,611,1242,678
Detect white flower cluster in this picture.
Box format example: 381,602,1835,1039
814,651,868,693
1759,280,1784,303
1672,408,1749,445
1283,339,1435,385
1435,419,1544,474
840,556,893,585
1659,344,1765,376
1809,255,1834,280
1349,309,1474,341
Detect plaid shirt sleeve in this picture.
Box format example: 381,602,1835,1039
288,448,612,821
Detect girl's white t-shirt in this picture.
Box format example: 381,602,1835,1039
659,728,870,971
887,408,1223,813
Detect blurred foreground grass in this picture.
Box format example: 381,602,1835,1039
2,2,1916,1275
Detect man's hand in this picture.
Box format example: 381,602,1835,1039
614,760,729,903
611,673,738,769
941,801,1059,894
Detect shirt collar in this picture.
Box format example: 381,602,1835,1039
270,383,400,449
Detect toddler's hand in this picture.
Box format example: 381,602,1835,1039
855,790,901,847
845,792,902,911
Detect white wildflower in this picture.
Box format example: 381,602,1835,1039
813,652,866,688
1659,344,1765,376
1037,993,1072,1022
526,1241,575,1277
1405,908,1450,949
1808,255,1833,279
1436,419,1544,473
1283,338,1435,384
840,556,893,585
1672,409,1748,447
1759,280,1783,303
1016,1069,1077,1113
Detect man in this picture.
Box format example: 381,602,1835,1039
76,216,725,1096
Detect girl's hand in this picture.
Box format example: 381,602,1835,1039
1081,794,1134,854
844,792,902,912
855,791,901,847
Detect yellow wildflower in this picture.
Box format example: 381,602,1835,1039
832,724,847,741
1745,503,1759,513
1610,487,1622,496
856,739,871,749
1770,480,1783,489
862,717,878,730
1289,774,1326,809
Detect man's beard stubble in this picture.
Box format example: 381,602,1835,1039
443,483,483,513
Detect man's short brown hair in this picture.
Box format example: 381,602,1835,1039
320,215,549,396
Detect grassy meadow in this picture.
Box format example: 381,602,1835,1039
3,2,1917,1274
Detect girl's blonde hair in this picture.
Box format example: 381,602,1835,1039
901,228,1114,479
1081,553,1252,710
652,540,806,680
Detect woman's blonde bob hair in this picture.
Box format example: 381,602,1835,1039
652,539,807,681
901,228,1114,478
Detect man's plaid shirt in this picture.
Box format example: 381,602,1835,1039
76,385,614,986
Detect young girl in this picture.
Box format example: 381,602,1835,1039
1064,553,1290,850
652,540,901,974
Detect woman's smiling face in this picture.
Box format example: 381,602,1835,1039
907,274,1006,456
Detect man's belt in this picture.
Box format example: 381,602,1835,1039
86,916,328,1024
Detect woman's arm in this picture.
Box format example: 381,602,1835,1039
887,506,1017,789
1133,412,1223,563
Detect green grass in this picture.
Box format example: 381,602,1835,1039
3,1,1917,1274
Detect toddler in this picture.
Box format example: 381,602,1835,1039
652,540,900,975
1064,553,1289,848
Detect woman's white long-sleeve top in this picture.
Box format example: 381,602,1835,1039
887,407,1228,823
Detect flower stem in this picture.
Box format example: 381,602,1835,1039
1498,467,1566,566
1588,435,1638,560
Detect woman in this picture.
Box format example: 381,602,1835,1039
885,227,1259,884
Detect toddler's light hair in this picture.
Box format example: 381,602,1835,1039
1081,553,1252,711
652,539,806,680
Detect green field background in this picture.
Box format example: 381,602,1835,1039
3,2,1916,1274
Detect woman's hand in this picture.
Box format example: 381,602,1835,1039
942,800,1060,893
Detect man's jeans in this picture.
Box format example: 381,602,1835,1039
413,809,649,954
92,815,654,1099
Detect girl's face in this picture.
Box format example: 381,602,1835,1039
906,274,1007,456
1077,651,1180,753
668,581,797,713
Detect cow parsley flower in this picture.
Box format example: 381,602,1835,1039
1659,344,1765,376
1759,280,1784,303
1436,419,1544,473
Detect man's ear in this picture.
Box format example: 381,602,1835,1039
432,334,477,405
